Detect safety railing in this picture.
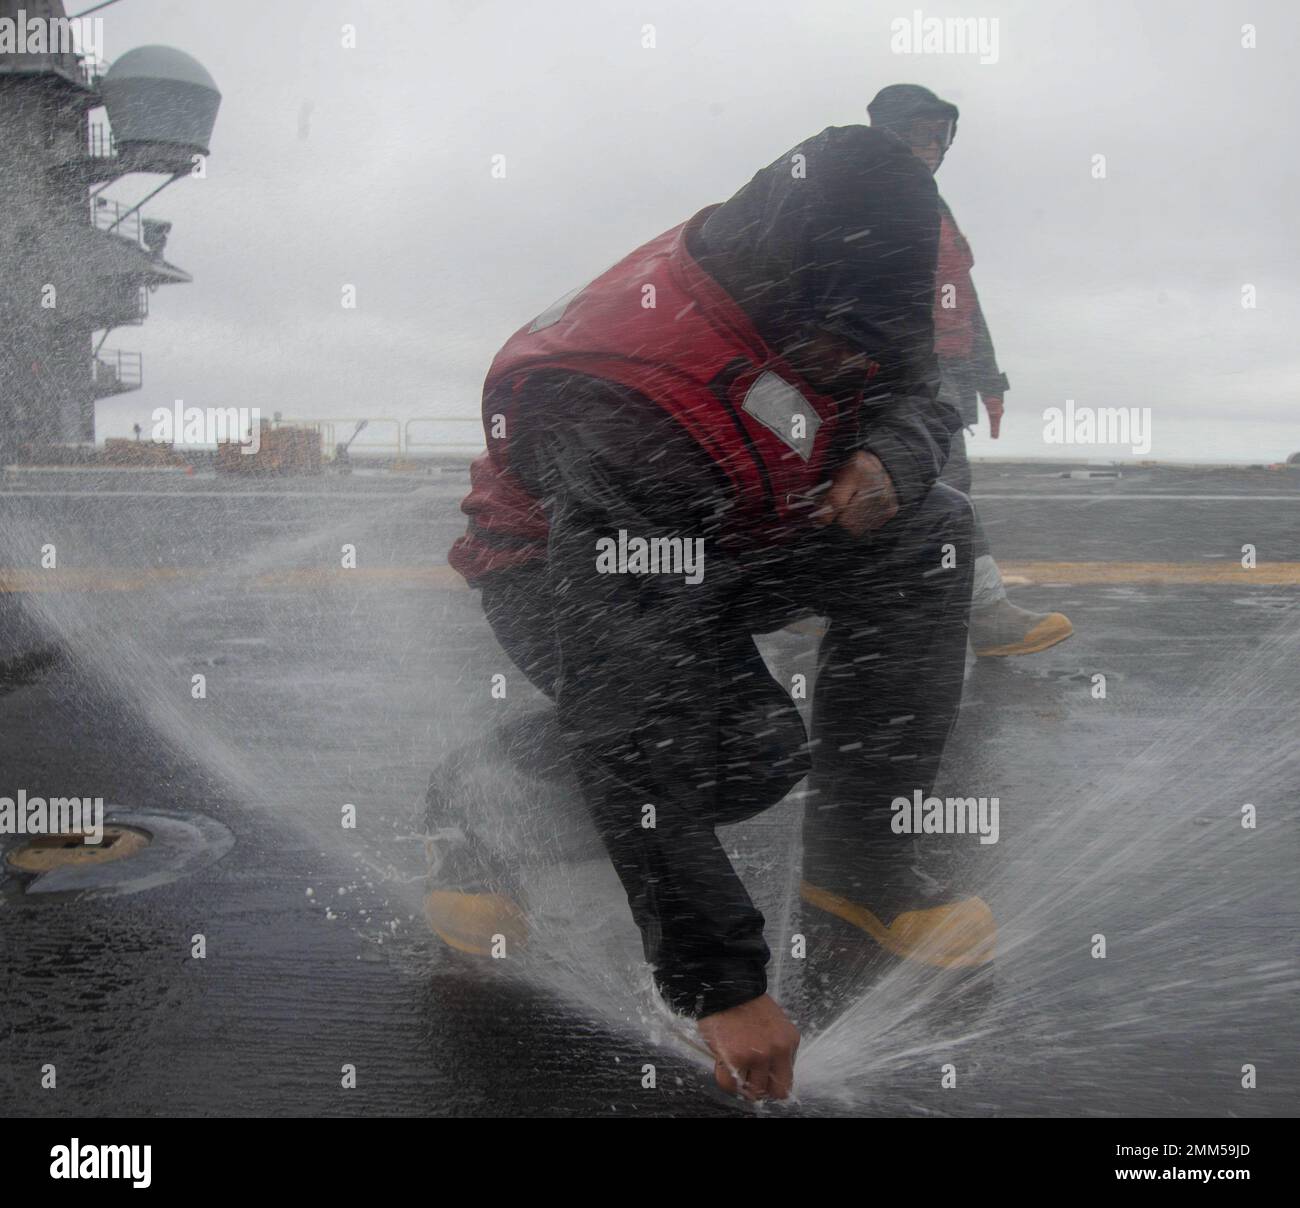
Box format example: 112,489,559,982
272,418,401,460
95,284,148,332
92,349,143,395
79,55,109,89
87,122,116,159
403,417,484,454
266,416,485,461
0,52,106,89
89,195,144,247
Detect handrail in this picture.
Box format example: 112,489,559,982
273,417,402,459
404,416,484,453
265,416,484,458
79,55,109,88
92,349,142,389
90,195,143,246
0,52,106,89
87,122,116,159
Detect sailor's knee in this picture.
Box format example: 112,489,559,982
711,700,809,824
918,481,975,548
927,480,974,524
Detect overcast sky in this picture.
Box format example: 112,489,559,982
92,0,1298,462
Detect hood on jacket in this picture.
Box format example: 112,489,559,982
866,83,960,142
687,125,940,380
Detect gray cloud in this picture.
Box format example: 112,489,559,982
95,0,1299,461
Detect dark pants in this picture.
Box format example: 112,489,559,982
478,489,973,1011
465,381,975,1014
938,428,991,562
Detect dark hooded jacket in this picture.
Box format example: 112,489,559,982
450,125,963,585
689,124,960,497
867,85,1010,423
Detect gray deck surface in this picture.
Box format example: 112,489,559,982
1,460,1296,1117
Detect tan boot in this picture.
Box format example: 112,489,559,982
424,804,528,956
423,887,529,956
801,881,996,969
970,598,1073,657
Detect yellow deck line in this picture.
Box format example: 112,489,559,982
998,561,1300,586
252,567,465,589
0,566,465,592
0,568,193,592
2,562,1298,593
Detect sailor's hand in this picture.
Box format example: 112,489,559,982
697,993,800,1101
984,394,1004,439
814,451,899,537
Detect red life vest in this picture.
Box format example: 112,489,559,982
933,203,975,359
448,207,874,586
